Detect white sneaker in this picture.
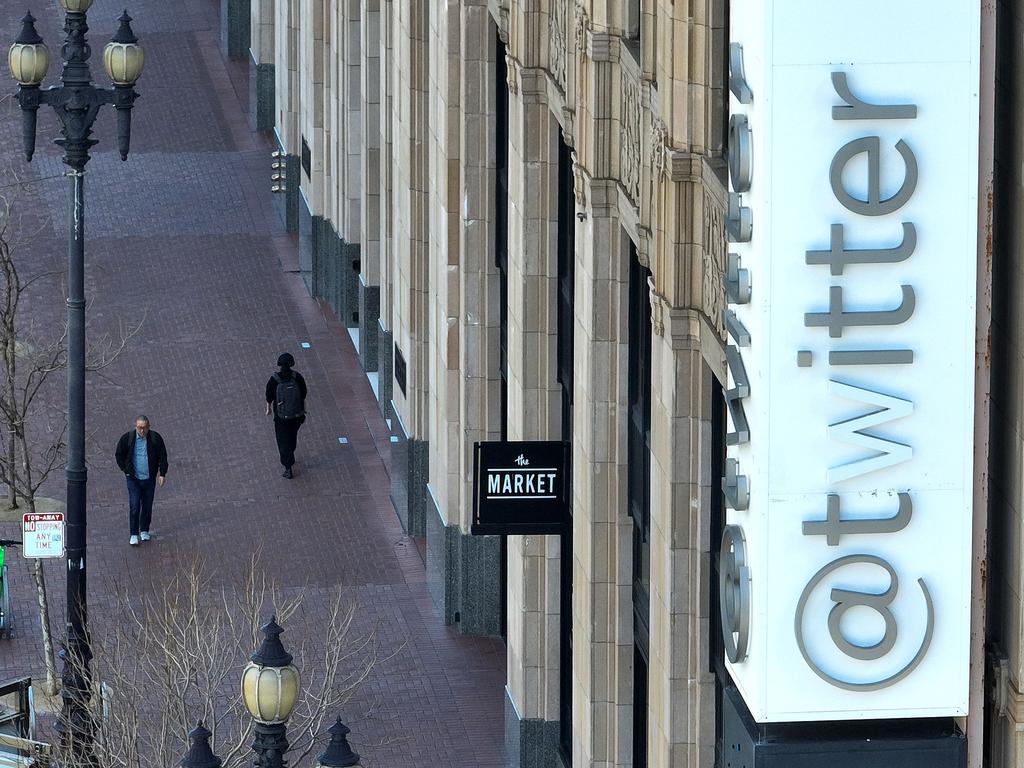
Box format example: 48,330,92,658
129,535,139,546
140,532,151,542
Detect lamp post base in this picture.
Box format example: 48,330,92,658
252,722,289,768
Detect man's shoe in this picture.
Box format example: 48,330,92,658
129,535,139,546
140,532,151,542
283,468,293,479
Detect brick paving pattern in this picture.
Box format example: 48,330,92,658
0,1,505,765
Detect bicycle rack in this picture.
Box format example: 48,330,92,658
0,677,49,767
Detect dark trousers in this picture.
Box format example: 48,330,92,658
274,416,304,468
126,476,156,535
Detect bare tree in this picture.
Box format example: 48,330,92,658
55,552,380,768
0,175,142,695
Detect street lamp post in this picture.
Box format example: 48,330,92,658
241,617,301,768
180,723,223,768
316,718,361,768
8,1,143,758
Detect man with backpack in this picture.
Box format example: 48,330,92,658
265,352,308,478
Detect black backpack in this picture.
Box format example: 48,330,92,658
273,373,304,419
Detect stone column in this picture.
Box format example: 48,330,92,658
561,10,637,766
248,0,275,132
569,173,633,768
424,0,465,626
359,0,382,371
297,0,327,294
272,0,301,233
377,0,395,422
222,0,251,58
425,0,507,638
502,43,566,765
339,0,363,329
389,0,431,537
638,0,728,762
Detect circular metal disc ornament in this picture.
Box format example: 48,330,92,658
728,114,752,193
719,524,751,663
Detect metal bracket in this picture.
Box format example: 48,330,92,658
727,192,752,242
725,310,750,347
726,253,752,304
723,458,750,511
729,43,753,104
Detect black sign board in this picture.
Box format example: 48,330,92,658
472,440,571,536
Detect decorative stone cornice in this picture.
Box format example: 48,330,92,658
506,53,519,95
650,118,668,177
519,66,546,99
589,31,615,62
620,73,642,205
548,0,568,93
572,150,587,208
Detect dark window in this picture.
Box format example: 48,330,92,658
633,644,649,768
628,244,652,631
626,0,641,40
496,31,510,442
709,377,728,764
557,133,576,763
495,26,510,641
628,241,652,767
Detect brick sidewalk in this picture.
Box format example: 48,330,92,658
0,1,505,765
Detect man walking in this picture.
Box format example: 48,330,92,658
114,415,168,546
265,352,307,478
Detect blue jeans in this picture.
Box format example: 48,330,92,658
126,476,156,536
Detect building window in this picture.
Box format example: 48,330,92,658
628,241,652,767
709,377,727,764
496,31,509,442
628,244,652,629
557,133,576,764
495,25,510,641
625,0,641,41
633,644,650,768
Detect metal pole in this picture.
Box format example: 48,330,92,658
252,722,289,768
55,11,96,763
62,163,92,759
11,4,140,762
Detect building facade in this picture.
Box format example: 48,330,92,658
225,0,1011,766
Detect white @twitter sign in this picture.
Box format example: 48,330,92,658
722,0,980,721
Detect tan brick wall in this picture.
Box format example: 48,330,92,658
426,0,462,521
502,43,563,722
388,1,430,435
458,0,503,532
298,0,325,213
250,0,274,65
360,0,381,284
274,0,300,154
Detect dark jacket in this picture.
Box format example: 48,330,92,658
265,370,308,420
115,430,169,480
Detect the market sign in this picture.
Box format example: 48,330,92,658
722,0,980,721
471,441,570,536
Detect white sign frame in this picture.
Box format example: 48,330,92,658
22,513,65,560
723,0,980,722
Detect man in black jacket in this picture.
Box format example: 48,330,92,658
114,415,169,545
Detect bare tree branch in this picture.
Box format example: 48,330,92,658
51,553,377,768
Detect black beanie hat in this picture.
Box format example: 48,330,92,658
277,352,295,368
